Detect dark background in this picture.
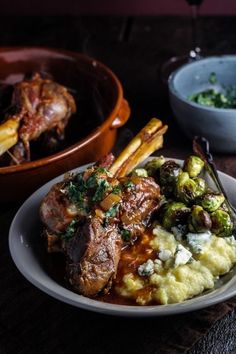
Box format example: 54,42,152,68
0,0,236,15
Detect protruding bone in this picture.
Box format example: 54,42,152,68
109,118,168,177
0,119,19,156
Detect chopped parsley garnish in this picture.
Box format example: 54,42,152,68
67,181,86,210
86,168,108,189
92,179,110,202
75,173,87,192
120,228,131,242
66,168,110,211
105,204,119,218
112,184,122,194
188,73,236,108
60,219,78,241
124,181,135,190
103,204,119,228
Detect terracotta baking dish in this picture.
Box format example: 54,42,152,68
0,47,130,203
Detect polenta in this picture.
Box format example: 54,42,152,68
116,225,236,305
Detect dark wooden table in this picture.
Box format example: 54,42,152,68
1,16,236,354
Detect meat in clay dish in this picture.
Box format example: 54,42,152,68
0,72,76,165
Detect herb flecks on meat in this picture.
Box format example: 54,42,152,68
66,168,111,214
60,219,79,241
40,118,168,297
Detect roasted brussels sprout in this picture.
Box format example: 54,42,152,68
144,156,165,177
211,209,233,237
162,201,191,230
219,202,230,213
159,160,182,196
188,205,212,232
197,192,225,212
176,172,206,204
183,155,204,178
131,168,148,177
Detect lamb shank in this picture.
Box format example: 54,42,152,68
0,73,76,163
40,118,168,296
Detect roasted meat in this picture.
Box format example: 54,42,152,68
118,176,161,238
65,175,161,296
40,118,168,296
0,73,76,163
66,217,122,296
40,181,79,235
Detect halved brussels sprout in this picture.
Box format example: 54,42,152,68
176,172,206,204
197,192,225,212
211,209,233,237
131,168,148,177
162,201,191,230
183,155,205,178
159,160,182,196
188,205,212,232
144,156,165,177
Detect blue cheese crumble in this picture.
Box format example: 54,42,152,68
138,259,154,276
159,249,172,261
186,231,212,254
171,224,187,241
174,244,192,267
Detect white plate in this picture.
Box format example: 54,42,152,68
9,159,236,317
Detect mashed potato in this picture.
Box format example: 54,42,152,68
115,225,236,305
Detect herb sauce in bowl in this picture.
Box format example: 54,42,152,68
189,72,236,108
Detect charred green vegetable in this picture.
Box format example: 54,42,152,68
176,172,206,204
144,156,165,177
188,205,212,232
131,168,148,177
211,209,233,237
162,201,191,230
183,155,204,178
197,192,225,213
159,160,182,196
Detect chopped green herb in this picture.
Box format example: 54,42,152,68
86,173,99,189
92,179,110,202
67,181,85,210
189,88,236,108
188,73,236,108
68,167,110,210
124,181,135,190
86,167,107,188
209,72,217,84
96,167,108,174
103,203,120,228
105,204,119,218
113,185,122,194
60,219,78,241
86,168,108,189
120,229,131,242
75,173,87,192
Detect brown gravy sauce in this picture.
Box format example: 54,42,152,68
99,228,156,305
46,228,157,305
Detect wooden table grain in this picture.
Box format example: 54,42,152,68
1,16,236,354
